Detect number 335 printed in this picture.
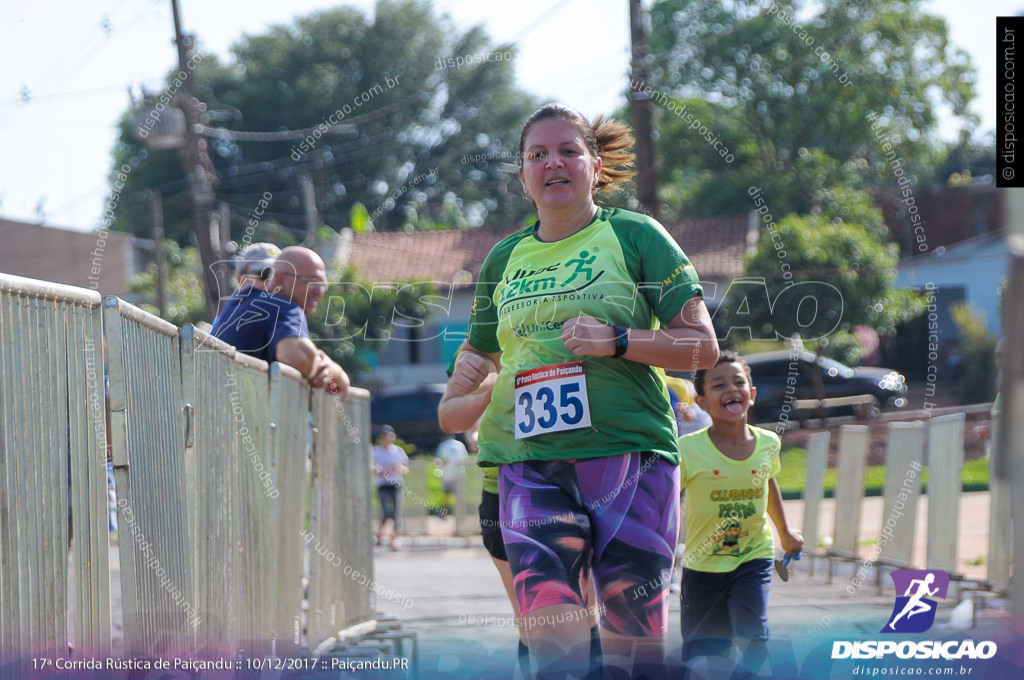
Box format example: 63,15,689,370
514,370,592,439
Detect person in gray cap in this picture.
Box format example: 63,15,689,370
234,242,281,293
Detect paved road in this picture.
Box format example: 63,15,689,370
371,543,900,677
370,492,997,676
88,492,1000,676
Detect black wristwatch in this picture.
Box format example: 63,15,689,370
612,325,629,358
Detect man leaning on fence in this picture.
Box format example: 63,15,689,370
211,245,350,399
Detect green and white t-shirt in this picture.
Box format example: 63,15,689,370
678,426,782,572
468,207,703,466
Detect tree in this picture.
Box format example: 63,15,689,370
645,0,977,218
722,187,924,364
108,0,539,249
950,302,998,404
128,243,206,327
307,265,437,382
930,136,998,187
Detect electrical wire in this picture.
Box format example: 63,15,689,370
71,1,574,233
0,3,161,126
194,89,433,142
504,0,577,46
189,0,569,146
0,84,134,107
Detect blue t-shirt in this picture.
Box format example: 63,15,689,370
211,287,309,363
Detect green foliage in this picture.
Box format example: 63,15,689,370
931,137,998,186
730,339,791,356
109,0,539,247
307,264,438,382
739,188,924,359
393,437,417,456
646,0,978,219
128,243,206,326
818,330,863,367
637,96,865,218
950,302,998,403
350,202,371,234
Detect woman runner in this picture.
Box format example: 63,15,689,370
448,104,719,678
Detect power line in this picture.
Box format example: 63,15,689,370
194,89,432,143
0,84,134,107
84,4,552,233
0,2,157,118
504,0,577,46
93,101,512,229
182,0,556,153
18,3,122,93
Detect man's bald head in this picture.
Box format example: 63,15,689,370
270,246,329,315
276,246,324,273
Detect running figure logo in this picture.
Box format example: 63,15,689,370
881,569,949,634
561,250,596,286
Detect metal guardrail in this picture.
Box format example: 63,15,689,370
307,388,375,647
926,413,965,574
104,296,195,658
0,273,111,662
265,361,316,656
1,275,378,663
878,421,926,568
804,412,1009,590
182,325,262,653
830,424,870,558
988,411,1010,589
103,294,375,658
182,324,314,657
800,431,829,577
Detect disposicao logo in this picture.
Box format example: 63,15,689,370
830,569,998,661
882,569,949,634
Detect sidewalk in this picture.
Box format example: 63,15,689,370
397,492,993,580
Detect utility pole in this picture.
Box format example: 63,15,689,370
150,190,168,320
300,174,318,237
171,0,226,319
629,0,660,221
216,201,231,255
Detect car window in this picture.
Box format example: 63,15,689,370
373,392,442,422
816,357,854,379
749,359,790,380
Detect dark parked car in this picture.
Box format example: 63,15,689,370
370,383,449,454
745,350,907,424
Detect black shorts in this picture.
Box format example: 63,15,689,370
479,490,507,561
378,484,399,522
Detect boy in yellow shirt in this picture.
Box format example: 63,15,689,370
677,350,803,677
